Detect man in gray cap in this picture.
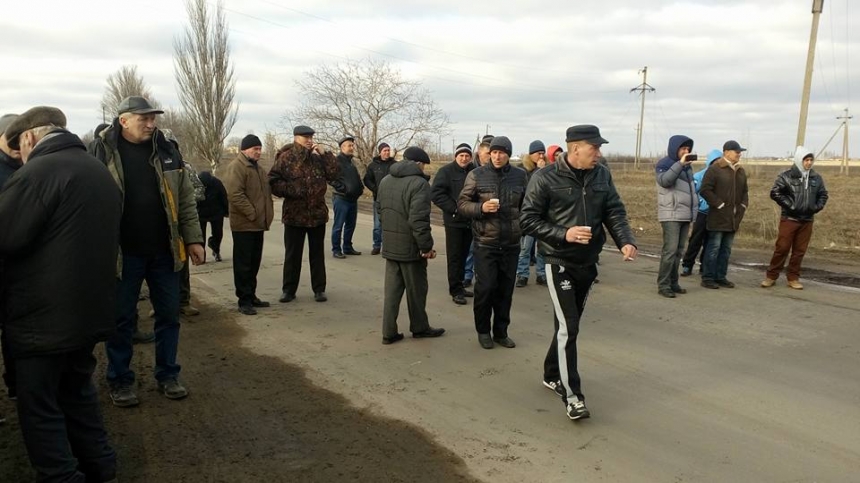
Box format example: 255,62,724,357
1,106,119,482
269,124,340,303
458,135,528,350
0,113,21,403
521,124,637,421
89,96,205,407
329,135,364,258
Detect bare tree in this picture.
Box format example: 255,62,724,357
284,59,449,169
100,65,160,121
261,128,287,171
173,0,238,171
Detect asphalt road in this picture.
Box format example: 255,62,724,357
190,205,860,483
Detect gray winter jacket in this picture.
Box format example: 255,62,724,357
655,135,698,222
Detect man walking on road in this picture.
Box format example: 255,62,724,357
1,106,119,481
432,142,476,305
268,125,340,303
222,134,275,315
330,135,364,259
761,146,828,289
458,136,527,350
699,140,749,289
655,135,697,298
521,125,637,421
377,147,445,345
363,142,396,255
89,96,205,407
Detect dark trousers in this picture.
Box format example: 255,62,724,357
657,221,690,290
682,211,709,270
107,254,181,386
200,216,225,255
382,259,430,337
766,218,814,281
544,263,598,404
1,324,15,397
444,226,472,296
473,245,518,337
16,346,116,483
233,231,265,306
179,261,191,306
282,224,326,295
331,196,357,253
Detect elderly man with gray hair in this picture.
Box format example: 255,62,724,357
1,106,119,482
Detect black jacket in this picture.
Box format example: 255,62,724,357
520,160,636,267
457,163,528,248
770,166,828,222
0,130,121,358
330,153,364,201
363,156,396,200
377,161,433,262
431,160,474,229
197,171,229,219
0,150,21,188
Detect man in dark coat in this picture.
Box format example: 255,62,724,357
761,146,829,289
431,142,475,305
698,140,749,289
377,147,445,345
457,136,528,350
0,106,119,482
521,125,637,421
0,113,21,402
197,170,229,261
330,135,364,258
268,125,340,303
363,142,396,255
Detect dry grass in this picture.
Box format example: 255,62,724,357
609,164,860,260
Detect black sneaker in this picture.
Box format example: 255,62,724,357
658,289,676,298
110,385,140,408
478,333,494,349
543,379,565,399
413,327,445,338
238,305,257,316
343,249,362,256
314,292,328,302
680,265,693,277
566,399,590,421
213,252,222,262
462,290,474,297
251,298,270,308
157,379,188,400
701,280,720,289
279,292,296,303
536,275,547,286
671,285,687,294
382,333,404,345
515,277,528,288
716,279,735,288
452,294,467,305
332,251,346,259
493,336,516,348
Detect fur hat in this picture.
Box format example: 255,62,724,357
3,106,67,150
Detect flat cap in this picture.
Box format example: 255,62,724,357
293,125,315,136
0,113,18,136
117,96,164,115
403,146,431,164
4,106,67,150
565,125,608,145
338,135,355,146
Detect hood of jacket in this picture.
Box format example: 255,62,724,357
705,148,721,166
28,128,87,160
390,159,429,180
794,145,813,175
666,135,694,161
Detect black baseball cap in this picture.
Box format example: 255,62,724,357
117,96,164,115
722,140,747,152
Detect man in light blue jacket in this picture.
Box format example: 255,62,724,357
655,135,697,297
681,149,722,276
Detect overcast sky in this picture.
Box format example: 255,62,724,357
1,0,857,158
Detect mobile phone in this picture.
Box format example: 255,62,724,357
686,154,698,161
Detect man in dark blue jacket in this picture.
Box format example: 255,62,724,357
1,106,119,482
521,125,637,421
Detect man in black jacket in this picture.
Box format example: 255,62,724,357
197,170,229,262
0,107,119,482
761,146,829,289
521,125,637,421
330,135,364,258
377,147,445,344
458,136,527,350
0,113,21,403
432,143,475,305
363,142,396,255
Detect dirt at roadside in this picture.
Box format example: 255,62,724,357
0,303,482,483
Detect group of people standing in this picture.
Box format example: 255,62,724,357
655,137,830,297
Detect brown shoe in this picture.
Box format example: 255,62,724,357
760,278,776,288
787,280,804,290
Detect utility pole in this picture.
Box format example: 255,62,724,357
838,108,852,174
796,0,825,147
485,124,490,136
630,66,655,169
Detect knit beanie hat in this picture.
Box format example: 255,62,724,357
489,136,512,156
454,143,472,157
241,134,262,150
528,140,546,155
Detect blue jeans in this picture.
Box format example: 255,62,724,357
372,201,382,250
464,242,475,281
702,231,735,282
516,235,545,278
106,254,181,386
331,196,357,253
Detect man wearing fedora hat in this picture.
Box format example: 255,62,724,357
1,106,119,481
269,125,340,303
329,135,364,259
521,124,637,421
89,96,205,407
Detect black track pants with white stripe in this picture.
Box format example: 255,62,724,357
544,263,598,403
